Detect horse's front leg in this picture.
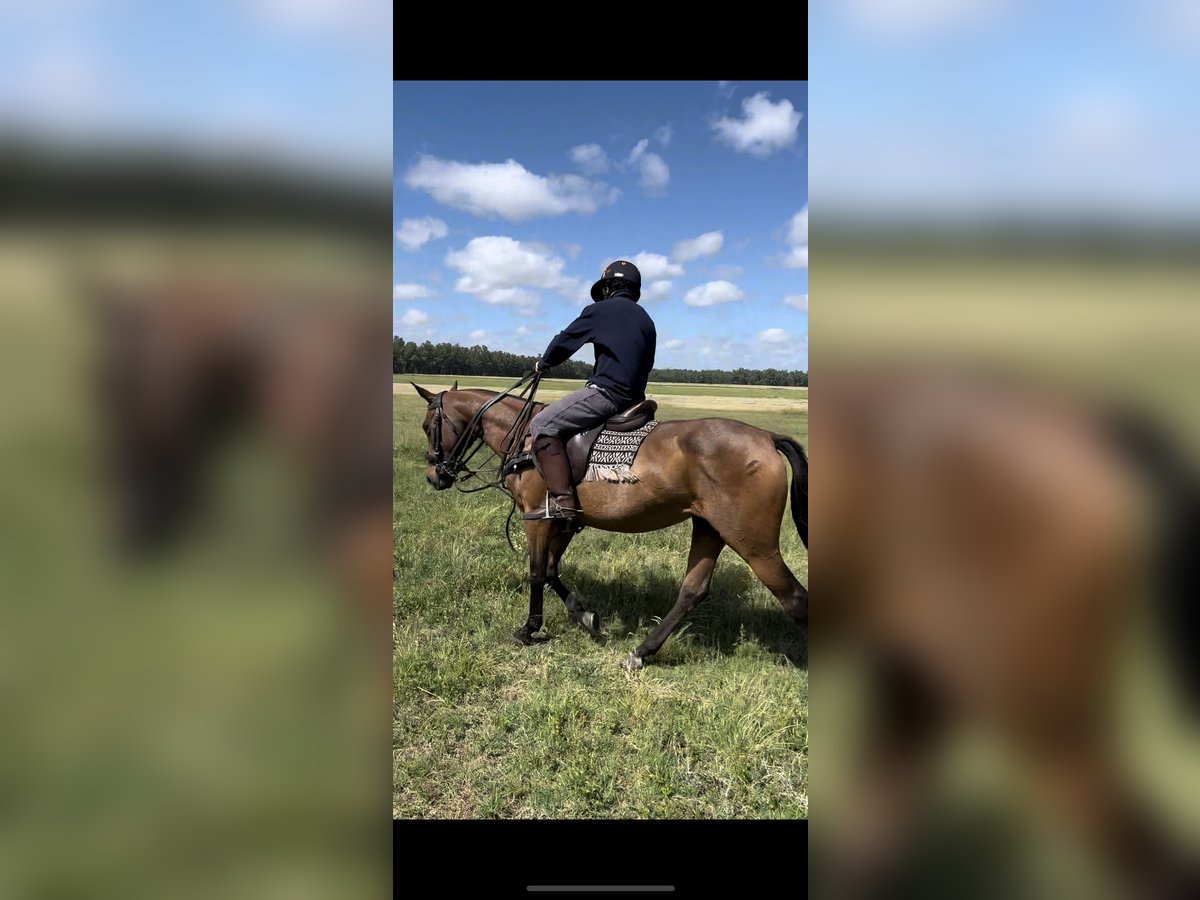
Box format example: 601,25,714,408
547,526,601,640
513,519,551,645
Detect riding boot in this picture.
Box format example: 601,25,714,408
523,435,580,520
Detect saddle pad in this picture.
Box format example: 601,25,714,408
585,420,658,483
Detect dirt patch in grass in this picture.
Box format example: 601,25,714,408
648,395,807,413
393,382,807,413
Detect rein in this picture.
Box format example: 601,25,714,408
427,373,543,549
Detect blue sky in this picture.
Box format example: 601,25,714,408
393,81,808,372
810,1,1200,223
0,2,391,175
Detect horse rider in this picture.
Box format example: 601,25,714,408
524,260,657,520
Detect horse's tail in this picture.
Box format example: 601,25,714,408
772,435,808,549
1103,407,1200,713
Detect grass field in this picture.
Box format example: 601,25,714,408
396,373,808,401
393,380,808,819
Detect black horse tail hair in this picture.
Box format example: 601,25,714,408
772,435,808,549
1102,406,1200,714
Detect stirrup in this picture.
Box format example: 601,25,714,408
522,491,580,520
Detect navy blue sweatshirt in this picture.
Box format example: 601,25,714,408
538,290,656,409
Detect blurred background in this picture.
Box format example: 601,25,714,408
0,3,391,898
5,0,1200,896
810,1,1199,896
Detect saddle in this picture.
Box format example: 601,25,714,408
505,399,658,487
564,399,657,484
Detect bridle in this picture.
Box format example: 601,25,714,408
424,371,543,490
423,372,544,551
427,390,466,482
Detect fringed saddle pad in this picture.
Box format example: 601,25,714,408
584,420,659,483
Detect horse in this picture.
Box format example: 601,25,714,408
409,381,808,671
813,362,1199,897
88,277,393,627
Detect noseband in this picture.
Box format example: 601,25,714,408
421,374,544,551
427,391,466,481
424,374,543,493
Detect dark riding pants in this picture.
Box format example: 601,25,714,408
529,384,618,442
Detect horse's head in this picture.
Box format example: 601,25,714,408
93,282,258,550
411,381,460,490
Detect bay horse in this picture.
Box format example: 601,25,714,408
814,362,1199,897
410,381,808,671
89,278,393,626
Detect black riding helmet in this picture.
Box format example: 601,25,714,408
590,259,642,303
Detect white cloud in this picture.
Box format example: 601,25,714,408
655,124,672,147
394,216,448,251
785,246,809,268
786,206,808,244
642,280,674,302
842,0,1009,39
563,278,592,305
631,252,685,280
717,81,737,98
516,325,531,336
569,143,610,175
783,294,808,312
468,329,487,342
754,327,808,361
781,206,809,269
405,155,618,222
393,283,433,301
672,230,724,262
563,242,582,259
401,308,429,327
712,264,744,279
14,40,112,128
1046,90,1144,161
248,0,390,43
445,235,579,310
683,280,745,307
628,139,670,193
713,92,803,157
1144,1,1200,51
663,338,684,350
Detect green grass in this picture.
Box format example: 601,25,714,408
393,384,808,819
396,373,807,400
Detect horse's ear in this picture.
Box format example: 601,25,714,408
450,380,458,391
411,382,435,402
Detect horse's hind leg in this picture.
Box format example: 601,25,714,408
743,551,808,628
720,505,807,628
624,518,725,671
546,526,601,639
716,458,807,629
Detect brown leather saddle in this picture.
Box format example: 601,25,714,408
507,399,658,487
564,399,657,484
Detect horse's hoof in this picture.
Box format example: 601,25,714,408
622,652,644,672
511,629,534,646
581,611,602,637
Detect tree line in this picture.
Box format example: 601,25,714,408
393,337,807,387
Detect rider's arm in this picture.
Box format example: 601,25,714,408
538,304,597,370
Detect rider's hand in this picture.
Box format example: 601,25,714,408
534,360,547,375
